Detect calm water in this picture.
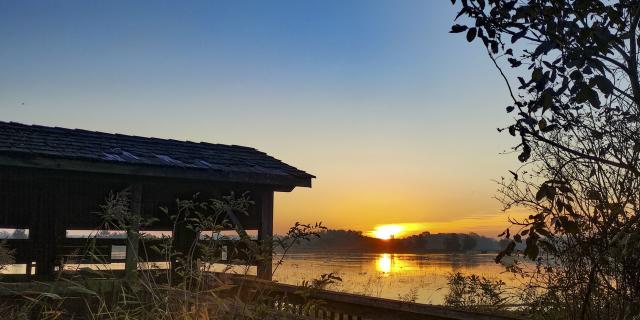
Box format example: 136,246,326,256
2,252,518,305
273,253,516,305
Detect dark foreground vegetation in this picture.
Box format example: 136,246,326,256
0,191,330,319
450,0,640,319
0,192,523,320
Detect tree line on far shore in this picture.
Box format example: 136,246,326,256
289,229,510,253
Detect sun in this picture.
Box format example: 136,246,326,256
372,224,404,240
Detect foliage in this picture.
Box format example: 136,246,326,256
272,222,327,276
300,272,343,291
451,0,640,318
398,287,420,303
4,190,327,319
444,272,509,311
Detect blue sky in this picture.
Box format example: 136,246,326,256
0,1,518,236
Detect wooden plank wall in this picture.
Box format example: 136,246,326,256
0,166,272,278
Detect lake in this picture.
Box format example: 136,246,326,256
273,252,517,305
1,251,519,305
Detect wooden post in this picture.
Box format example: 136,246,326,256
171,216,197,281
33,179,58,278
257,190,274,280
125,183,142,281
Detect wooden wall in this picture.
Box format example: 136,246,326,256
0,166,274,279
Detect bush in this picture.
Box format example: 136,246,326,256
444,272,509,312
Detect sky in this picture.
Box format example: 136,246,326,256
0,1,522,237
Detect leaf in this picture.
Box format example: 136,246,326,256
575,86,591,103
531,68,543,82
541,124,558,132
514,234,522,242
506,106,515,113
37,292,63,300
511,29,527,43
587,88,601,108
586,190,601,201
518,142,531,162
533,41,555,56
450,24,468,33
490,41,498,53
466,27,477,42
538,118,547,130
524,237,539,260
559,216,579,234
517,77,527,88
495,241,516,263
67,286,98,296
592,75,614,95
508,58,522,67
570,70,583,81
535,185,548,201
541,90,553,109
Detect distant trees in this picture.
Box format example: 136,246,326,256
0,229,27,240
497,239,511,251
444,234,462,252
451,0,640,318
292,229,499,253
461,235,477,251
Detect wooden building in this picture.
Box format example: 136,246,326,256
0,121,313,280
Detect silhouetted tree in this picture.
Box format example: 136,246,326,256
452,1,640,318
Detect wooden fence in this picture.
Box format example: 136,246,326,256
0,274,525,320
230,276,524,320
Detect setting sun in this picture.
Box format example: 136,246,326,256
372,225,404,240
369,223,429,239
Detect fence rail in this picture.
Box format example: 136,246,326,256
0,273,525,320
230,276,524,320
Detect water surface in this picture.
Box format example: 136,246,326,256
273,252,516,305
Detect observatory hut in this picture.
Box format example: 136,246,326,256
0,121,313,280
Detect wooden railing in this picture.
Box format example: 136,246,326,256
229,276,524,320
0,274,525,320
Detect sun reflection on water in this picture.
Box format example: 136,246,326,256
376,253,408,274
377,253,392,273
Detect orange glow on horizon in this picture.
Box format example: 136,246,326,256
368,223,432,239
371,224,404,240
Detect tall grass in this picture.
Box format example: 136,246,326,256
0,190,327,319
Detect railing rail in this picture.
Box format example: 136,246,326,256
0,274,526,320
230,276,525,320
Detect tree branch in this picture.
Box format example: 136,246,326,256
527,130,639,176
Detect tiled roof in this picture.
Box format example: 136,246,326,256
0,121,313,187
